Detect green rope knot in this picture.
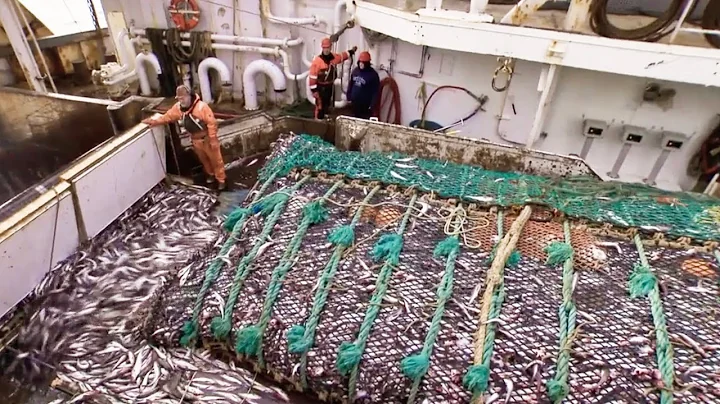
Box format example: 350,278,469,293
287,325,312,353
400,353,430,380
488,244,521,268
433,236,460,258
336,341,362,375
210,316,232,339
545,242,574,266
628,263,657,298
328,225,355,247
463,364,491,394
179,320,199,347
235,325,262,355
371,233,404,265
546,379,570,402
223,207,250,232
258,192,290,217
302,200,329,225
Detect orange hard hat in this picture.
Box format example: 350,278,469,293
358,51,371,63
321,38,332,48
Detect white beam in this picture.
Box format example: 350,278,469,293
353,1,720,87
0,0,46,92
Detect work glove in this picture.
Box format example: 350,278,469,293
142,118,157,126
348,46,357,56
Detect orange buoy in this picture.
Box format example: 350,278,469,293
169,0,200,31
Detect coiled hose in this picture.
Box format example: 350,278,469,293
373,77,402,125
703,0,720,48
589,0,689,42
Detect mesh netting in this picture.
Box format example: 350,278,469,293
143,134,720,403
261,134,720,241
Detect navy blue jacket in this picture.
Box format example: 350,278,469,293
347,66,380,107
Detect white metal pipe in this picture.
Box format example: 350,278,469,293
668,0,697,43
243,59,287,110
469,0,489,14
260,0,321,26
198,57,231,104
115,29,133,70
305,75,348,108
0,0,46,92
131,28,303,47
103,68,137,86
135,52,162,96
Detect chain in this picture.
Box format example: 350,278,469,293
491,57,514,92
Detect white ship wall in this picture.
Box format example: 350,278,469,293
99,0,720,191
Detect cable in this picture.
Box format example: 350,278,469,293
419,85,487,130
589,0,689,42
373,77,402,124
702,0,720,48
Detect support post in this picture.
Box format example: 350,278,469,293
469,0,488,14
564,0,592,32
0,0,47,92
526,64,560,149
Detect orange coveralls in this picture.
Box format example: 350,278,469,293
154,97,226,183
309,51,349,119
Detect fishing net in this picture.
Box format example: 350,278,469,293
261,134,720,241
144,134,720,403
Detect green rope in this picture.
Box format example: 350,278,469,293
401,235,460,403
234,181,343,366
631,233,675,404
210,176,310,342
178,171,278,347
463,211,506,398
288,185,381,388
341,194,417,401
546,221,576,403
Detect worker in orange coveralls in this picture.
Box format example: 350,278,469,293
143,85,227,191
309,38,356,119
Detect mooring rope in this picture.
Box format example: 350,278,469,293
401,230,460,402
337,194,418,401
629,233,675,404
234,180,344,366
465,206,532,403
287,185,382,388
545,221,577,403
209,175,311,343
179,171,278,347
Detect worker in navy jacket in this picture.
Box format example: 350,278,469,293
346,51,380,119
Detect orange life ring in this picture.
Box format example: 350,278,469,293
169,0,200,31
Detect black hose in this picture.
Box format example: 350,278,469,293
589,0,691,42
702,0,720,47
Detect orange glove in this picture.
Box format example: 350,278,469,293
142,118,157,126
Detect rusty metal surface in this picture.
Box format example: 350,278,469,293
334,117,600,178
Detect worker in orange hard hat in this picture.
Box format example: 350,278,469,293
347,51,380,120
142,85,227,191
309,37,356,119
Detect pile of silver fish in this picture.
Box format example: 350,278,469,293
4,183,296,403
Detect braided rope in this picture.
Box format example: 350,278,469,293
546,220,576,403
239,181,343,366
179,171,278,346
290,185,382,388
633,233,675,404
211,176,311,342
401,212,462,404
464,211,508,401
343,194,418,401
467,207,532,403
